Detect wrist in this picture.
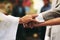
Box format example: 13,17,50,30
19,18,23,24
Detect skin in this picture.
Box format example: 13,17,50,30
24,17,60,28
40,18,60,26
31,17,60,27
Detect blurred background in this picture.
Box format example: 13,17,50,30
0,0,52,40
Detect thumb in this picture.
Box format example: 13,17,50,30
31,14,38,19
30,19,39,22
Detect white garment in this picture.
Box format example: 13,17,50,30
0,12,19,40
50,25,60,40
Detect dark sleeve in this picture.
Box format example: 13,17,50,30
40,7,44,13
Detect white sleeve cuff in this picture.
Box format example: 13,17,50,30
8,15,19,23
35,13,45,22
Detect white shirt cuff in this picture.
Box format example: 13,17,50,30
8,15,19,23
35,13,45,22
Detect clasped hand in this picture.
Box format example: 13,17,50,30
19,14,44,28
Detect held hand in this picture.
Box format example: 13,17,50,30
23,20,43,28
19,14,38,24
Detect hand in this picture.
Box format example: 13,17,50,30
30,22,44,27
19,14,38,24
23,21,43,28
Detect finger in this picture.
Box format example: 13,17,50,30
28,22,33,28
30,19,39,23
31,14,38,19
23,23,26,28
33,22,44,27
23,23,30,28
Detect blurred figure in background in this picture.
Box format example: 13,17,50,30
12,0,26,40
0,1,8,15
0,1,13,15
12,0,25,17
23,0,36,15
41,0,51,12
5,3,13,15
23,0,31,14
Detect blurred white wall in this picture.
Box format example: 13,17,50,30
33,0,44,13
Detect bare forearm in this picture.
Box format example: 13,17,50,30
32,17,60,27
38,17,60,26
